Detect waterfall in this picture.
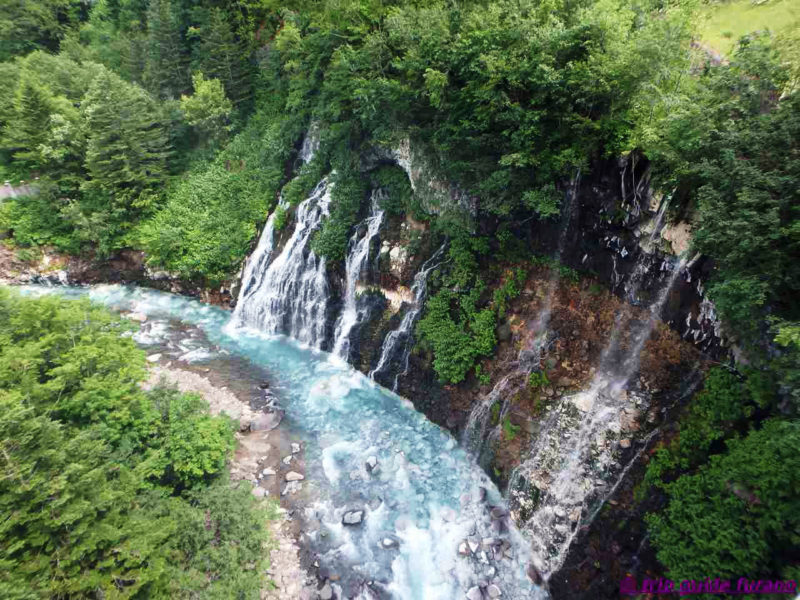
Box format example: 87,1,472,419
508,258,686,579
233,179,332,348
463,173,579,466
331,192,385,359
238,198,286,304
369,242,447,391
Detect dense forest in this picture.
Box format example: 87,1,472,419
1,0,798,596
0,289,272,597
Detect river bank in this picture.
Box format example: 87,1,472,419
135,321,319,598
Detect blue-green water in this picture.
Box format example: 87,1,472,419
19,284,543,600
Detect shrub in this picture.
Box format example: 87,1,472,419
647,420,800,583
312,167,367,262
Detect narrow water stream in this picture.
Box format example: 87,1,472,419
22,284,544,600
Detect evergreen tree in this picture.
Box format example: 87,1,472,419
191,8,252,108
0,393,175,598
144,0,189,99
3,77,55,169
82,69,172,204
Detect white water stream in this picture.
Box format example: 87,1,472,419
21,284,545,600
332,192,385,359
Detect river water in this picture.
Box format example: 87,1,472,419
21,284,544,600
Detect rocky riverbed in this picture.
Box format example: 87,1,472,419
138,330,319,598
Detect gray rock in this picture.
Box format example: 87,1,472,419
466,586,484,600
487,584,502,598
319,582,333,600
342,510,364,526
250,411,283,432
490,507,508,520
365,456,378,471
285,471,304,482
467,538,480,554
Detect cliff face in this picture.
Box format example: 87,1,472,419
3,144,725,597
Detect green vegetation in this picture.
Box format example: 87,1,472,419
698,0,800,55
528,370,550,389
1,0,799,587
647,419,800,583
0,288,272,597
501,416,521,441
137,111,292,284
312,165,368,262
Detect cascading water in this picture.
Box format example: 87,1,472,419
462,173,580,466
237,198,286,305
20,284,546,600
508,257,687,578
369,242,447,391
331,191,385,359
233,179,332,349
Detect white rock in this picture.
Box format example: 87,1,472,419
342,510,364,526
458,541,470,556
365,455,378,471
291,442,301,454
319,582,333,600
262,468,276,477
129,312,148,323
466,586,483,600
146,353,162,363
487,584,502,598
285,471,304,482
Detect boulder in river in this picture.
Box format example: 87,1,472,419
487,584,502,598
319,582,333,600
490,506,508,520
342,510,364,526
466,586,484,600
365,456,378,471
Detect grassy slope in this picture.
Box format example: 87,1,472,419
698,0,800,54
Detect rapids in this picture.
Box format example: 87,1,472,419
21,284,545,600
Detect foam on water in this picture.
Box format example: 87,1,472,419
20,284,545,600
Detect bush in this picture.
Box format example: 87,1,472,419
370,164,415,216
312,166,367,262
647,419,800,583
639,367,765,498
139,111,293,284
